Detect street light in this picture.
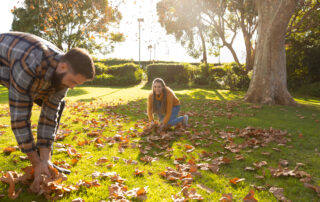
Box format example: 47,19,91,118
138,18,144,67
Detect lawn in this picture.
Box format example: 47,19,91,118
0,83,319,201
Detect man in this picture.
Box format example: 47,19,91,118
0,32,95,182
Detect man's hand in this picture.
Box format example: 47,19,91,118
27,148,52,193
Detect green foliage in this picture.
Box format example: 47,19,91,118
297,82,320,97
88,63,143,86
11,0,123,52
94,62,110,75
286,1,320,91
147,63,197,84
193,63,250,90
105,63,139,76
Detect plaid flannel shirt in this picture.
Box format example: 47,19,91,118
0,32,68,153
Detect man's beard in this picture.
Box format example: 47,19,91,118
52,72,67,91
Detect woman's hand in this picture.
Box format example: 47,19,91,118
159,124,166,132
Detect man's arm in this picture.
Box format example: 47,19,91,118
36,88,68,155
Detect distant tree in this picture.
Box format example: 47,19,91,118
157,0,219,64
11,0,124,53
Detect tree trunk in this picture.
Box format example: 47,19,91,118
243,32,254,71
199,27,207,64
244,0,297,105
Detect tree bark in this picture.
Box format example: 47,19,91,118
243,31,255,71
198,27,207,64
243,0,298,105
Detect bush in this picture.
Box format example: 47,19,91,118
210,66,227,77
199,63,250,90
297,82,320,97
105,63,138,76
94,62,109,75
147,63,197,84
88,63,143,86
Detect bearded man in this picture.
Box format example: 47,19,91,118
0,32,95,181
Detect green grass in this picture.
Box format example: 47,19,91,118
0,83,319,201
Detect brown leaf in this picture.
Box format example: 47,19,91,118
87,131,100,137
134,168,144,176
95,157,108,166
219,193,233,202
71,158,79,166
72,198,85,202
235,154,244,160
253,161,267,168
304,183,320,195
243,190,257,202
1,171,22,199
269,187,287,201
196,184,214,194
244,167,255,171
3,147,16,155
229,177,245,185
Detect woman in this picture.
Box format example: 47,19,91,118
147,78,188,130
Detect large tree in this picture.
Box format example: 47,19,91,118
11,0,124,53
243,0,299,105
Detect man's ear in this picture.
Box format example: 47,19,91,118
56,62,70,74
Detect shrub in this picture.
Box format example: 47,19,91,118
147,63,196,84
87,63,143,86
210,66,227,78
94,62,109,75
297,82,320,97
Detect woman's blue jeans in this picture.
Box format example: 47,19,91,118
159,105,184,126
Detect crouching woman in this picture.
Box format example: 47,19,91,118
147,78,188,131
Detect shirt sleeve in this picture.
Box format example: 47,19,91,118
36,88,68,149
147,93,154,121
163,92,174,125
8,72,36,153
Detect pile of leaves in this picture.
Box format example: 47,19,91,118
0,165,76,200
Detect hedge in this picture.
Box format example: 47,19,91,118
146,63,197,84
87,63,143,86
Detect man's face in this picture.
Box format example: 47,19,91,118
53,67,88,90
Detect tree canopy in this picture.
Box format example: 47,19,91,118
11,0,124,53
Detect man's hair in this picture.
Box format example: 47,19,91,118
60,48,95,79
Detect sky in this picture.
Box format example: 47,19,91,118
0,0,246,63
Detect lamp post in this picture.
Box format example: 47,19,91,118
138,18,144,67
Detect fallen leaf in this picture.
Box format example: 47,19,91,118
229,177,245,185
134,168,144,176
3,147,16,155
219,193,233,202
196,184,214,194
269,187,287,201
72,198,85,202
243,190,257,202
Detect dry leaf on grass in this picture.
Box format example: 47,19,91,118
243,190,258,202
269,187,288,201
196,184,214,194
219,193,233,202
229,177,245,185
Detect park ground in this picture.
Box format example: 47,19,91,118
0,82,319,201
